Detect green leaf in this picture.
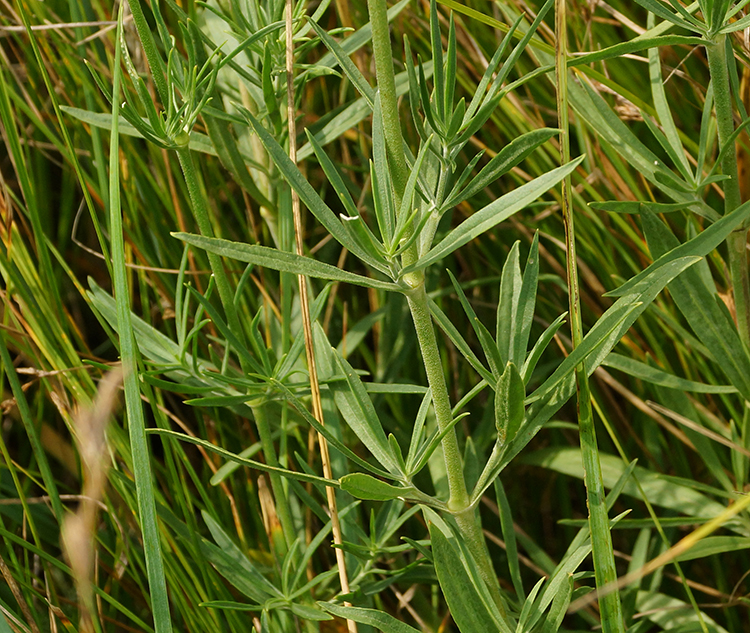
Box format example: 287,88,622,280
429,521,513,633
340,473,414,500
514,232,540,365
602,353,738,393
241,110,377,262
448,270,504,377
445,129,559,209
568,35,706,70
496,242,522,365
674,536,750,562
522,447,743,532
173,233,401,292
589,201,686,214
428,298,495,385
318,603,422,633
61,105,217,155
308,19,375,106
148,429,339,487
609,200,750,299
520,313,567,384
639,208,750,399
495,362,525,446
202,511,282,602
407,156,584,272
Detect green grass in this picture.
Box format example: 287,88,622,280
1,0,750,631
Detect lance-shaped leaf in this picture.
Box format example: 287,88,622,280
639,209,750,400
405,156,584,273
495,362,525,446
241,109,379,265
319,603,421,633
444,129,559,209
174,233,401,292
428,519,514,633
340,473,415,501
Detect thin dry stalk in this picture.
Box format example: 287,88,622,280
61,368,122,633
284,4,356,632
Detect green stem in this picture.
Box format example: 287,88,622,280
556,0,624,630
366,0,409,209
706,36,750,352
367,0,504,613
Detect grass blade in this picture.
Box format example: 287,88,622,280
108,10,172,632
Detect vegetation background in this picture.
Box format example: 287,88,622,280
1,0,750,631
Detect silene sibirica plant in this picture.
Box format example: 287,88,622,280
4,0,750,630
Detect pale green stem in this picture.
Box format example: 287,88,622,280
556,0,624,630
706,36,750,353
367,0,504,612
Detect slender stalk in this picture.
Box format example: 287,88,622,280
367,0,505,612
706,36,750,352
285,4,356,630
556,1,624,630
366,0,409,208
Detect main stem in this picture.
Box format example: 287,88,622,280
366,0,504,612
706,36,750,352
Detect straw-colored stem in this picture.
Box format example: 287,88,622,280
285,4,356,631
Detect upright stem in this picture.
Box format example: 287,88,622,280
706,36,750,352
556,1,624,630
366,0,409,207
367,0,504,612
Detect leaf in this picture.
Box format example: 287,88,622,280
496,242,522,365
639,208,750,399
429,521,513,633
340,473,414,500
448,270,504,377
148,429,339,486
318,603,422,633
241,109,377,262
308,19,375,106
202,511,282,602
568,35,706,70
406,156,584,272
602,353,738,393
444,129,559,209
428,298,495,385
522,447,745,533
673,535,750,562
173,233,401,292
61,105,218,154
495,362,525,446
590,201,686,214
